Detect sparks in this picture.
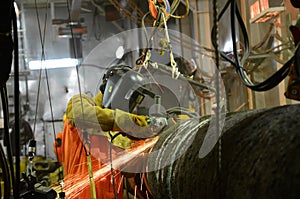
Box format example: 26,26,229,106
52,137,158,198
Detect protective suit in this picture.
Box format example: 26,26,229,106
55,92,151,199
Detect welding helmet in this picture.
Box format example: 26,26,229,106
100,65,147,113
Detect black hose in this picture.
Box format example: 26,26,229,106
12,4,21,199
212,0,295,92
0,87,13,198
0,142,11,199
0,87,15,188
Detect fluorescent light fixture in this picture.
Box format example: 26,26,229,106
28,58,79,70
14,2,20,16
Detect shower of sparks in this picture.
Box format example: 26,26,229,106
117,174,124,193
52,137,158,198
140,173,144,191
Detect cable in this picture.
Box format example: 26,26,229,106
0,1,19,197
212,1,222,190
108,132,124,199
65,0,86,128
0,87,13,198
169,0,189,19
0,141,11,199
65,0,98,198
166,107,199,118
1,87,15,186
81,131,97,199
0,0,16,197
12,3,22,198
33,1,66,197
212,0,295,92
33,0,46,134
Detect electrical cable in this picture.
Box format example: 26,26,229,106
33,0,46,134
0,87,15,189
169,0,189,19
166,106,199,118
0,0,19,197
0,141,11,199
81,131,97,199
0,87,13,198
65,0,85,125
212,0,295,92
212,0,222,187
33,0,65,198
108,132,124,199
65,1,99,198
12,3,22,198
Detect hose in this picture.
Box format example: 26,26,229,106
0,87,15,188
211,0,295,91
0,142,11,199
12,5,21,198
0,87,13,198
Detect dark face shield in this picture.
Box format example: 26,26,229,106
101,65,148,113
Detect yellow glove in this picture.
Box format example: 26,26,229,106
66,93,151,137
113,111,167,138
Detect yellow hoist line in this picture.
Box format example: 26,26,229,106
161,12,179,79
83,131,97,199
87,154,97,199
141,0,190,79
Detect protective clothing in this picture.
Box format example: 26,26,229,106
101,65,147,113
55,119,124,199
55,92,161,199
67,92,165,139
67,92,149,132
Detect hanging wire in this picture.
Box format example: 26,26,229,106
65,0,85,120
82,131,97,199
108,132,124,199
65,0,97,197
33,0,48,133
169,0,189,19
0,137,11,198
33,0,67,197
211,0,295,92
212,0,222,173
12,2,21,197
32,1,61,172
0,87,14,197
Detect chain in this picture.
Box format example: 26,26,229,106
212,0,221,172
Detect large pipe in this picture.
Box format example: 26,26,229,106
147,104,300,198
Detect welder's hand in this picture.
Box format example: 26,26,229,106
113,111,168,139
147,117,168,136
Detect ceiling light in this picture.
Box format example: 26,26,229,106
28,58,79,70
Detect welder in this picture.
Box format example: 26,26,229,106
55,65,167,199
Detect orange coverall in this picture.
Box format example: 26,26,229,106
55,92,149,199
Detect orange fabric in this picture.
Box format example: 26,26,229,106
148,0,170,19
55,119,124,199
